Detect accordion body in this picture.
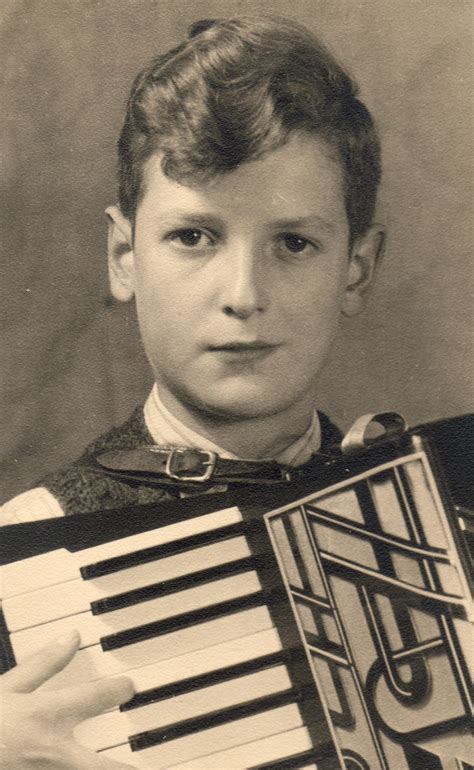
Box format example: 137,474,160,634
1,415,472,769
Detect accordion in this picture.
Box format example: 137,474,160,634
1,415,472,769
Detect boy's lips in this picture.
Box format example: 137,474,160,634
206,340,280,360
208,341,277,351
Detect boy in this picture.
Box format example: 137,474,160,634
1,16,384,768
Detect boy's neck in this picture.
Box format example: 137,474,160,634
154,387,318,460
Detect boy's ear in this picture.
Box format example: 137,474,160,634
105,204,135,302
342,225,386,317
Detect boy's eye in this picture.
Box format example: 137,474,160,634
279,234,317,255
169,229,211,248
283,234,308,252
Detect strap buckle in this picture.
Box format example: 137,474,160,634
165,448,217,482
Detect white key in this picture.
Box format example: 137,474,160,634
75,664,292,751
77,507,243,567
11,570,262,659
3,533,251,632
95,744,140,767
40,605,274,689
3,578,97,631
0,549,77,600
39,625,282,696
12,612,102,658
88,535,251,599
0,506,242,599
169,726,314,769
101,703,303,767
128,627,283,694
73,625,283,705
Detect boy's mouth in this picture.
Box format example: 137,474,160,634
207,341,279,361
209,341,275,351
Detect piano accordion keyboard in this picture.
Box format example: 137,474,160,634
0,504,322,769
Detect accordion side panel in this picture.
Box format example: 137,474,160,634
264,449,473,770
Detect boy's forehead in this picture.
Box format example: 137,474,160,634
138,133,347,227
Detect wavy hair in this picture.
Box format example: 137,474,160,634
118,16,381,240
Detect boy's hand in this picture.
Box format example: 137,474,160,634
0,630,136,769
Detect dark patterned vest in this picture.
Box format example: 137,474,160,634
39,407,342,516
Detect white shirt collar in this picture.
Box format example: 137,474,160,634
144,385,321,467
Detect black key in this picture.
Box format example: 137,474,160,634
129,683,312,750
100,587,286,651
121,648,304,711
81,521,250,579
91,554,266,615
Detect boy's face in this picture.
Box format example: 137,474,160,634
108,133,382,424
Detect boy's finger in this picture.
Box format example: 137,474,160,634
2,630,80,693
52,675,135,723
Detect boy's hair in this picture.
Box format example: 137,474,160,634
118,16,381,240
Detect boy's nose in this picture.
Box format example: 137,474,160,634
219,246,268,319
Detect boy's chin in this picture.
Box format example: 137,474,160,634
188,383,303,422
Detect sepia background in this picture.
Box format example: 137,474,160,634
1,0,472,502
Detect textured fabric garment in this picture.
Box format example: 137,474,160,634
0,388,325,522
1,404,341,520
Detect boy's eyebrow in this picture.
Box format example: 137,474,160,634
159,212,225,230
268,215,337,234
159,212,338,234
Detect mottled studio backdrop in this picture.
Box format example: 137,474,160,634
1,0,472,502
